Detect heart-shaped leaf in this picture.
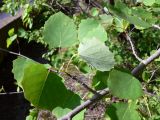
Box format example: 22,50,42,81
78,38,115,71
12,57,82,118
43,12,78,48
108,69,143,100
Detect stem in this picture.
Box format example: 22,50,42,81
59,88,109,120
124,33,143,62
144,97,152,118
132,48,160,77
0,47,97,96
153,24,160,30
0,91,23,95
49,68,98,95
65,54,77,72
65,72,98,95
0,47,29,59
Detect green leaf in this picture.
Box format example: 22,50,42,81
59,0,71,4
99,14,113,28
73,110,85,120
12,58,51,86
53,108,85,119
92,71,109,90
78,18,107,42
78,38,115,71
8,28,15,37
26,109,37,120
90,7,99,17
18,28,28,38
108,69,143,100
12,57,82,118
131,7,152,19
106,102,141,120
130,7,157,27
142,71,150,82
7,34,17,48
78,61,91,74
43,12,78,48
114,17,129,32
12,57,30,87
108,2,156,28
20,60,81,117
127,15,151,28
22,62,81,115
143,0,155,6
155,0,160,4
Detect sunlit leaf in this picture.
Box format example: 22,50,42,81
78,18,107,42
43,12,78,48
12,57,31,87
78,38,115,71
143,0,155,6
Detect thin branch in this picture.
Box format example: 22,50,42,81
65,72,98,95
49,68,98,95
124,23,160,69
55,1,70,15
59,88,109,120
42,3,55,12
124,33,143,62
143,48,160,65
153,24,160,30
90,0,110,14
0,47,97,96
16,39,21,54
1,36,160,120
0,91,23,96
132,48,160,76
0,47,29,59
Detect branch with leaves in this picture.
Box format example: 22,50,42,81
59,47,160,120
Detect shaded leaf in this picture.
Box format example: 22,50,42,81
12,57,82,118
92,71,109,90
106,102,141,120
108,2,157,28
22,62,81,111
99,14,113,28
